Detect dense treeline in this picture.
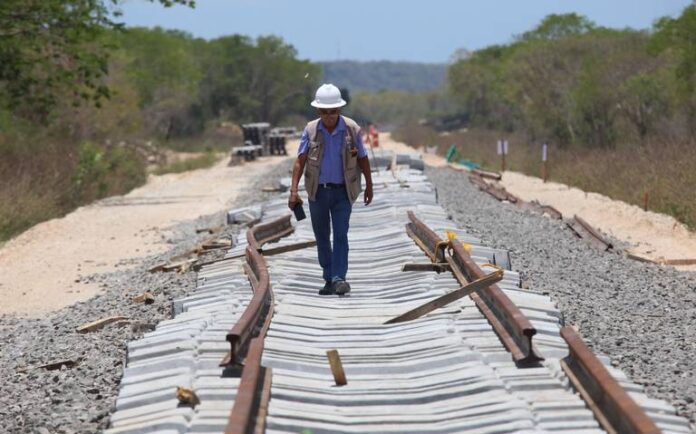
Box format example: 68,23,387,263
0,1,319,241
348,89,454,127
393,7,696,228
1,26,319,143
107,28,319,140
447,10,696,147
321,61,446,92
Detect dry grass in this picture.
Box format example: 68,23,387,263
0,137,147,242
153,151,222,175
394,124,696,229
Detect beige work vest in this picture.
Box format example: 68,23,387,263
303,116,362,203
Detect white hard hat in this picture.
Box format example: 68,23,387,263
310,83,346,109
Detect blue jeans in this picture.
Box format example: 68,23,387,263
309,185,352,282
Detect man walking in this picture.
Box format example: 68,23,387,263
288,84,373,296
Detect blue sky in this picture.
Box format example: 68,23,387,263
118,0,692,63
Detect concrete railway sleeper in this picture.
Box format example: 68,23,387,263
106,154,691,434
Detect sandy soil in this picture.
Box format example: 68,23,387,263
0,147,296,316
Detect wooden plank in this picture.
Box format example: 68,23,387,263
132,291,155,304
261,185,285,192
195,226,223,234
147,263,166,273
626,252,656,264
662,258,696,266
401,263,451,273
151,257,198,273
77,315,128,333
193,254,245,271
472,168,502,180
162,258,197,272
574,215,613,251
385,270,504,324
326,350,347,386
199,238,233,251
38,359,78,370
259,240,317,256
627,253,696,266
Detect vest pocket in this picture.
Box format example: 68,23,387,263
308,142,320,161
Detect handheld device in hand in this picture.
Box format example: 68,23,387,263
293,202,306,221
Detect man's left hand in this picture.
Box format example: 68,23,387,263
363,183,373,206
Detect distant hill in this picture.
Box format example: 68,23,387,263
320,60,446,92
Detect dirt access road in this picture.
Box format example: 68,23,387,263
0,145,298,316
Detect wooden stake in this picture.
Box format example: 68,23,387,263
384,270,504,324
326,350,347,386
77,315,128,333
643,192,649,211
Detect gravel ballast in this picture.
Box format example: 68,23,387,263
427,166,696,427
0,157,293,434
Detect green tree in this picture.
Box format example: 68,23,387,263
519,13,595,42
448,45,516,131
0,0,194,121
114,27,204,138
650,4,696,134
199,35,319,124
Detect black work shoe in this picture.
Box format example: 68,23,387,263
333,280,351,296
318,281,335,295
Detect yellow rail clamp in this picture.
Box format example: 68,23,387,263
434,240,449,262
445,230,458,241
461,242,472,253
480,262,504,272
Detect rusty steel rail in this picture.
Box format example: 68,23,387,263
469,174,565,221
225,214,293,365
405,211,449,263
225,262,273,434
247,214,294,251
225,210,659,433
560,327,660,434
224,215,296,433
468,174,520,203
472,168,502,180
569,215,613,251
540,204,563,220
223,247,271,365
406,211,543,365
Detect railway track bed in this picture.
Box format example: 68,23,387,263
106,153,693,433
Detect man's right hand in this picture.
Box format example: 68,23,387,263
288,191,301,210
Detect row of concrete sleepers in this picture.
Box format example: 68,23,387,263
104,152,691,433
